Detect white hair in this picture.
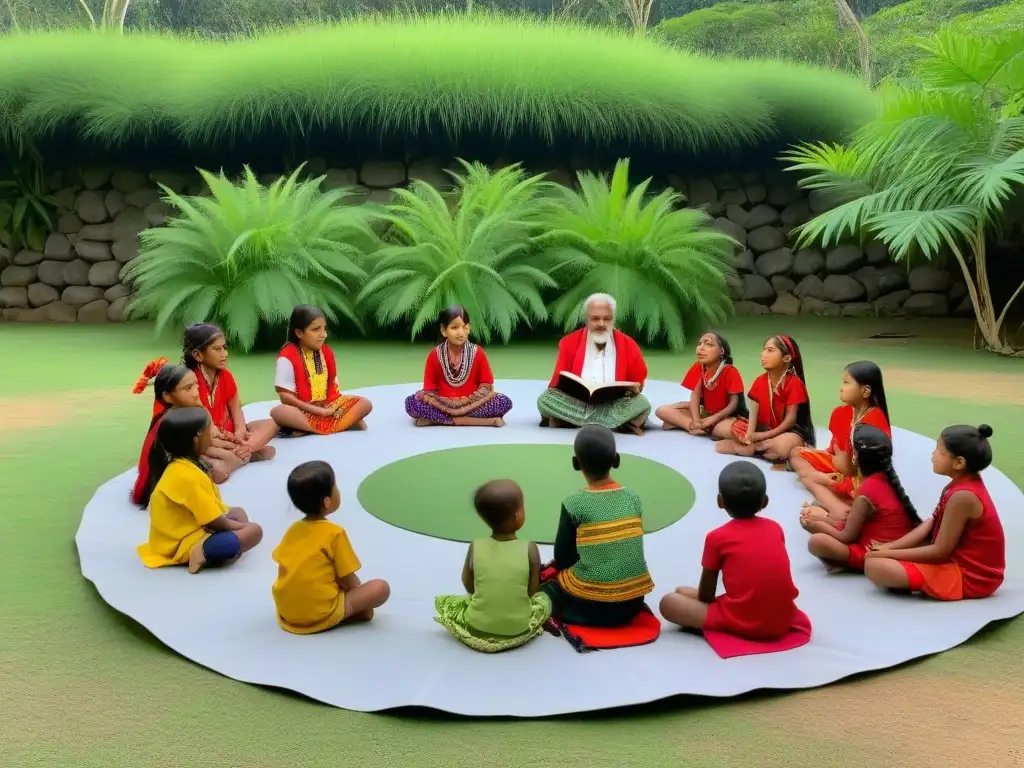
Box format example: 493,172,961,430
583,293,616,318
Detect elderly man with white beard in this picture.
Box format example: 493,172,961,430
536,293,652,435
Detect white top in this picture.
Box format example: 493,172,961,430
581,333,617,386
274,357,297,393
274,354,342,397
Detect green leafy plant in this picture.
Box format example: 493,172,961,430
537,158,737,351
783,29,1024,355
124,165,378,351
0,139,56,253
357,159,559,343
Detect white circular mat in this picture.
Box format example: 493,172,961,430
76,379,1024,717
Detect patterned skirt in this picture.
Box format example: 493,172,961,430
434,593,552,653
303,395,362,435
405,393,513,425
536,388,651,430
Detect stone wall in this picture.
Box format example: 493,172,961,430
0,159,968,323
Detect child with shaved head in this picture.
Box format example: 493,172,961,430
541,425,655,626
433,479,551,652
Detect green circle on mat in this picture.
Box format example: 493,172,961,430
356,444,695,544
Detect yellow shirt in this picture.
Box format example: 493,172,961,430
272,519,361,634
137,459,228,568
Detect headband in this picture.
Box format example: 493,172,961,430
778,335,798,361
132,357,169,395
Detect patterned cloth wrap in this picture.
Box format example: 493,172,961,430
406,341,513,424
433,593,552,653
536,387,651,430
405,393,513,425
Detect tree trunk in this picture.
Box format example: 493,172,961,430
953,231,1017,354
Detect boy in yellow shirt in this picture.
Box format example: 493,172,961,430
272,461,391,633
137,407,264,574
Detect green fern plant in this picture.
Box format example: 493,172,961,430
124,165,378,351
357,159,562,343
536,159,737,351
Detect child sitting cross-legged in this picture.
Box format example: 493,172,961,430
660,461,803,641
541,425,655,627
272,461,390,634
434,479,552,652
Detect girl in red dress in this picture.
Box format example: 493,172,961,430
182,322,277,463
864,424,1005,601
270,305,373,435
660,461,808,642
405,306,513,427
793,361,891,524
130,361,238,506
802,424,919,573
715,334,814,462
655,331,747,439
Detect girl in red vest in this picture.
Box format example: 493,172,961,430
270,305,373,436
130,361,240,506
405,305,513,427
864,424,1005,601
792,361,891,525
182,322,278,462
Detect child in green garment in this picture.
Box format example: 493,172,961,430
434,479,552,653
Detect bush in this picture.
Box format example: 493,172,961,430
124,166,379,351
358,160,559,343
0,16,876,154
538,159,736,350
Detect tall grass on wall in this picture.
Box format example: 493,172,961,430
0,15,876,154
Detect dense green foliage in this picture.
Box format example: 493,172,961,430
659,0,1024,82
127,159,737,350
124,167,379,350
358,161,559,343
784,30,1024,353
539,160,735,349
0,18,874,152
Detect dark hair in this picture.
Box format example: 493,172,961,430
287,304,327,345
140,406,210,507
151,364,193,426
287,460,336,517
439,305,471,329
573,425,619,478
845,360,890,426
182,323,225,370
852,424,920,524
768,334,815,444
940,424,994,473
718,461,767,519
703,330,734,365
473,479,523,532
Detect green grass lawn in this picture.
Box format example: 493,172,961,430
2,316,1022,768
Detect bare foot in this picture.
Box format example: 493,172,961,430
770,462,789,471
492,418,504,427
824,563,846,575
414,418,433,427
352,420,368,431
661,423,678,431
252,446,276,462
188,542,207,574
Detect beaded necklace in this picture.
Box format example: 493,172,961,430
701,361,728,391
201,367,218,405
437,340,476,388
765,368,790,421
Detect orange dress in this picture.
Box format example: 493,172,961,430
799,405,891,497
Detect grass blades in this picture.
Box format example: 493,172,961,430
0,15,877,152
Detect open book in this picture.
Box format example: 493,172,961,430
556,371,637,405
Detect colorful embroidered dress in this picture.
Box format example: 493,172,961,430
434,537,552,653
275,343,360,435
542,481,654,625
404,341,513,424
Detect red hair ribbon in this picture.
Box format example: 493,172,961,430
778,335,798,361
132,357,168,394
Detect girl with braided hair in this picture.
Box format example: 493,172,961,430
802,424,919,573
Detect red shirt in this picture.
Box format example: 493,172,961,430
681,362,744,415
854,473,913,548
701,516,799,639
197,368,239,433
423,344,494,398
930,476,1005,598
828,405,891,454
747,372,808,429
